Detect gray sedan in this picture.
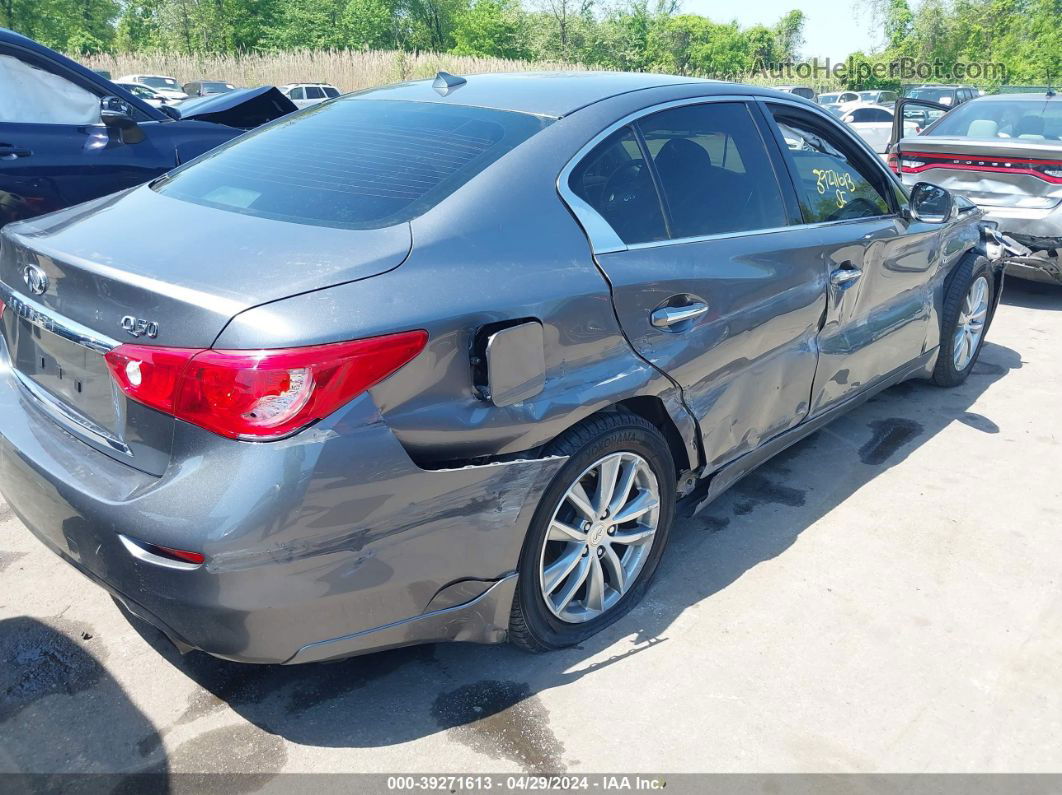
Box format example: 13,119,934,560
0,73,1002,664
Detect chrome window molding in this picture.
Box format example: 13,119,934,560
0,281,120,354
557,92,906,256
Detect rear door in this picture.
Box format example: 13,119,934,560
763,101,941,414
564,98,827,470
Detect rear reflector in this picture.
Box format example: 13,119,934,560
105,331,427,440
140,541,206,565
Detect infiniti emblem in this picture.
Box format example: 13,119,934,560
22,264,49,296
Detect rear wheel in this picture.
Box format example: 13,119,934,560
933,254,994,387
509,411,676,652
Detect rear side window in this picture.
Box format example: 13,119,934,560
305,86,324,99
569,126,667,245
155,99,550,229
638,102,789,239
770,112,891,223
323,86,340,98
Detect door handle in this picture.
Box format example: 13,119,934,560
0,144,32,160
830,266,863,287
650,302,709,328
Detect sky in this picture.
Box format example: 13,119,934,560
681,0,881,64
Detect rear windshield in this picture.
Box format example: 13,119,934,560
323,86,340,98
907,87,957,105
926,98,1062,140
154,99,551,229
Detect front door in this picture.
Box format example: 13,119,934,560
762,102,942,414
565,100,827,471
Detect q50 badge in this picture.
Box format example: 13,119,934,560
121,315,160,339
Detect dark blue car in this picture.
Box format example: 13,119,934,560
0,28,295,227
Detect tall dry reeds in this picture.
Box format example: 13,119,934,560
79,49,589,92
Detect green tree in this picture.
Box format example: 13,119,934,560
451,0,531,58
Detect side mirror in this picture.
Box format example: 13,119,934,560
908,181,953,224
101,96,144,144
159,104,182,121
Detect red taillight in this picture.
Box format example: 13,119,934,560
105,345,200,414
104,331,427,440
0,296,6,319
886,151,899,173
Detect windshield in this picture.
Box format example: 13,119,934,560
858,91,879,102
819,93,839,104
142,76,179,90
926,98,1062,140
155,99,551,229
908,88,955,105
203,82,235,92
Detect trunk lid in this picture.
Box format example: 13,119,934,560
896,135,1062,209
0,186,412,474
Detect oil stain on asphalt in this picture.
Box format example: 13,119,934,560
859,418,924,466
0,615,103,723
167,723,286,779
731,473,807,515
0,549,27,574
432,680,566,773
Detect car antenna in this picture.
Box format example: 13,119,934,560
433,71,467,96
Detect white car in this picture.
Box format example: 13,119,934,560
280,83,341,109
115,82,168,108
839,102,920,154
116,74,188,102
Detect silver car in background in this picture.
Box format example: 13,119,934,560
893,92,1062,284
0,73,1001,664
280,82,341,108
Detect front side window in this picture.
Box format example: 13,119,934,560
289,87,305,100
770,110,892,223
638,102,789,238
155,99,550,229
0,53,100,125
568,126,667,245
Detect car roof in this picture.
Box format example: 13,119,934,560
965,92,1059,102
352,71,732,118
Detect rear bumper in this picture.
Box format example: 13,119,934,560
0,350,565,663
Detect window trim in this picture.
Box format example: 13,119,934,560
758,97,908,226
558,93,801,254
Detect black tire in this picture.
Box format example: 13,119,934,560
509,410,676,653
932,253,995,388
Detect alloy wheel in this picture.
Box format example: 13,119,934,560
953,275,989,371
538,451,661,624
